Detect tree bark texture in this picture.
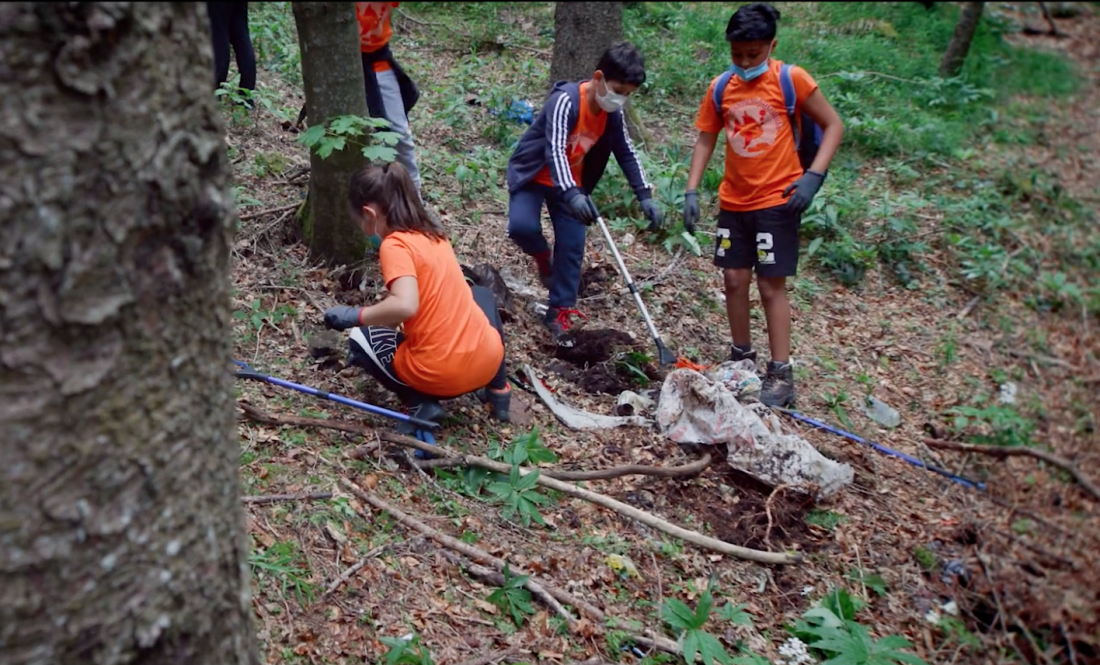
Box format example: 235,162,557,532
0,4,258,665
549,2,624,86
293,2,371,269
939,1,985,77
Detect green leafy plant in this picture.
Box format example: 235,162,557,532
488,427,559,466
660,584,733,665
486,464,553,527
379,634,435,665
486,564,536,627
296,114,402,161
791,588,926,665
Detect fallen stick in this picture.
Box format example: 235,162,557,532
238,201,300,222
239,404,800,563
415,453,712,481
241,492,333,504
241,403,710,480
923,438,1100,502
340,477,679,654
450,646,523,665
376,431,801,565
320,543,389,599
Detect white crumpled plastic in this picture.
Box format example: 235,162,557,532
656,368,854,499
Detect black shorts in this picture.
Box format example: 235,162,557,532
713,203,801,277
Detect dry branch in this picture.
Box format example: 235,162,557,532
320,543,389,598
415,453,712,481
923,438,1100,502
237,403,799,564
340,478,681,653
376,431,801,565
238,202,300,222
241,491,333,504
450,647,523,665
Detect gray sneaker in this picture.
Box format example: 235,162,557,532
476,385,512,422
729,345,758,366
760,361,795,407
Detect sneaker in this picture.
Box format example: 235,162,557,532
543,307,587,346
760,360,795,407
532,250,554,289
477,384,512,422
395,399,446,436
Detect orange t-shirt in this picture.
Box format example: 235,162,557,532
356,2,398,72
695,60,819,212
533,81,609,189
379,231,504,397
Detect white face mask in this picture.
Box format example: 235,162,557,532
595,78,628,113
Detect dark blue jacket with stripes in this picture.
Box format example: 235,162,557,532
505,80,652,202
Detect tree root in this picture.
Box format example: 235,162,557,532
923,437,1100,502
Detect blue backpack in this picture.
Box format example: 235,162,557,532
712,63,823,172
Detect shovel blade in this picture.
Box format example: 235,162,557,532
656,339,678,367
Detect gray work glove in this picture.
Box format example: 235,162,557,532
683,190,699,234
323,306,362,331
640,198,663,232
563,187,598,226
782,170,826,215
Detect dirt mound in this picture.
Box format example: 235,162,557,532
547,328,662,395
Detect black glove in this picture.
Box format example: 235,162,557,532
683,190,699,234
324,305,362,331
563,187,598,226
781,170,825,215
640,198,662,232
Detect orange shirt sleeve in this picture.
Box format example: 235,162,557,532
790,66,820,107
379,235,417,288
694,77,723,135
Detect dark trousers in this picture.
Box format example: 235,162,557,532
347,285,508,405
207,2,256,93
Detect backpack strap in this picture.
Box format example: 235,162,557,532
779,63,801,148
711,70,735,119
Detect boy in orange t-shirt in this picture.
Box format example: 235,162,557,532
684,3,844,407
323,163,511,427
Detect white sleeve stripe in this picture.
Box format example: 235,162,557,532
620,116,651,191
549,94,577,190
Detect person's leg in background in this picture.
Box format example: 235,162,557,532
506,185,553,289
541,189,589,342
470,285,511,422
375,67,422,194
207,2,232,90
227,1,257,99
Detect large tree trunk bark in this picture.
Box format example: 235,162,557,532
0,4,258,665
939,1,985,77
549,2,623,85
293,2,371,270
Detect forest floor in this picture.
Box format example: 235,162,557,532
225,3,1099,664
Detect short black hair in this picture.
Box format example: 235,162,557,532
726,3,781,42
595,41,646,86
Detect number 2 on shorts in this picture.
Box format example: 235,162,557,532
756,232,775,265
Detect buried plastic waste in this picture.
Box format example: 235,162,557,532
656,368,855,499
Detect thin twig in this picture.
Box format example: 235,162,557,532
923,438,1100,502
321,543,388,598
450,646,523,665
238,202,300,222
241,491,333,504
415,453,712,481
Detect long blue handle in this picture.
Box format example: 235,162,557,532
233,360,439,430
776,408,986,492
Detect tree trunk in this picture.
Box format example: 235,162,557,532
549,2,623,85
0,4,258,665
548,3,651,150
293,2,371,270
938,1,985,77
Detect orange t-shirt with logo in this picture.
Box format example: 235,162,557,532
695,60,818,212
533,81,609,189
357,2,399,72
379,231,504,397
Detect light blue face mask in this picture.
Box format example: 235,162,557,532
366,234,382,250
730,49,772,82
